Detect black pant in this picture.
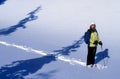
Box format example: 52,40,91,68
87,46,97,65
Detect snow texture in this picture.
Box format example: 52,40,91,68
0,0,119,79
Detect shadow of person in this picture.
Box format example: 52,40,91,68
0,0,7,5
95,49,110,65
0,54,56,79
53,36,84,55
0,6,41,36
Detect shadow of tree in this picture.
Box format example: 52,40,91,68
0,0,7,5
95,49,110,65
53,36,84,55
36,70,58,79
0,54,56,79
0,6,41,36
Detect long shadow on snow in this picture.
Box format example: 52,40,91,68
0,6,41,36
95,48,110,65
0,0,7,5
36,70,58,79
0,54,56,79
54,36,84,55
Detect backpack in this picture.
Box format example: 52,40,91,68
84,29,91,44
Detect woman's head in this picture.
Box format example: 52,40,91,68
90,23,96,31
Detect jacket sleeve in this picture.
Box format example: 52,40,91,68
97,33,101,43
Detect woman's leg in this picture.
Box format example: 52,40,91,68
92,47,97,65
87,46,97,65
87,46,93,65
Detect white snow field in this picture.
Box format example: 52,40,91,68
0,0,120,79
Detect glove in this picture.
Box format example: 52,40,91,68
94,40,98,45
99,41,103,46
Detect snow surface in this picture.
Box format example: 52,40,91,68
0,0,120,79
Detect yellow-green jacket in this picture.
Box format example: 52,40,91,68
89,31,100,47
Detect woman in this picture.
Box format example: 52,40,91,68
85,23,103,67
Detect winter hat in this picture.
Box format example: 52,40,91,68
90,22,95,25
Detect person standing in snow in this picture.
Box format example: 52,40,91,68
84,23,103,67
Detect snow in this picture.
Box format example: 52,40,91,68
0,40,107,70
0,0,120,79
